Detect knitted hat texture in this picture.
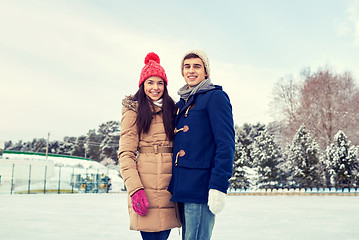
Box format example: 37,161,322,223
139,52,168,87
181,49,210,77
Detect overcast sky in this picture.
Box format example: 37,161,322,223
1,0,359,142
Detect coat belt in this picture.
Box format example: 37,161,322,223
138,146,173,154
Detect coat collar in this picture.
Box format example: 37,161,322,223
177,85,222,116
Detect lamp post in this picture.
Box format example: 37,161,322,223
46,132,50,159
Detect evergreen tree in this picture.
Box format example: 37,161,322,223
252,130,282,189
230,125,250,189
8,140,22,151
100,133,120,162
71,135,87,157
99,121,120,162
58,136,76,155
236,123,266,168
31,138,47,153
321,130,359,188
287,124,322,188
22,141,32,152
85,129,102,161
48,140,61,154
98,121,120,137
4,141,13,150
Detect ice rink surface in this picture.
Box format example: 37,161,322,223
1,193,358,240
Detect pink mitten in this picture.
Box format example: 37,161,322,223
131,189,149,216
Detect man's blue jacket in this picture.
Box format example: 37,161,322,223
168,85,235,203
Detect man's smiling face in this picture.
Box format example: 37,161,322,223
182,58,208,88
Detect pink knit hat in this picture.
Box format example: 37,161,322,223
139,52,168,87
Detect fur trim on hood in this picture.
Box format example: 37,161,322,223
122,95,138,112
122,95,162,114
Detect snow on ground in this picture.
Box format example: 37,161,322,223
0,193,358,240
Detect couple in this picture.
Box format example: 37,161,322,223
118,50,235,240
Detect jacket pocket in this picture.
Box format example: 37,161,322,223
174,158,211,200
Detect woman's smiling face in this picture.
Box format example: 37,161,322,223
143,76,165,101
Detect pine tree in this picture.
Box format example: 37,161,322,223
287,124,322,188
48,140,61,154
71,135,87,157
252,130,282,189
31,138,47,153
321,130,359,188
100,133,120,162
236,123,266,168
98,121,120,162
85,129,102,161
58,136,76,155
230,126,250,189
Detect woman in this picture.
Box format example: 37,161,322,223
118,52,181,240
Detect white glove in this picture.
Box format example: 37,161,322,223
208,189,226,214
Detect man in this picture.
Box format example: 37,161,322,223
168,50,235,240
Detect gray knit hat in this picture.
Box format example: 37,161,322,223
181,49,210,77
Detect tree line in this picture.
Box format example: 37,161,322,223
5,121,120,165
230,122,359,190
230,66,359,190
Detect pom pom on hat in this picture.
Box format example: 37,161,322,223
139,52,168,87
144,52,160,65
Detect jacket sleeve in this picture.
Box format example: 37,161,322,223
207,90,235,193
118,108,143,196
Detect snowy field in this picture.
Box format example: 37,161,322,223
1,193,359,240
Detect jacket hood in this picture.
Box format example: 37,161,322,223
122,95,162,113
122,95,138,112
197,84,222,94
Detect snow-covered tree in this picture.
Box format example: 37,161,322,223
98,121,120,137
230,126,250,189
31,138,47,153
251,130,282,189
100,157,116,166
6,140,23,151
48,140,61,154
85,129,102,161
4,140,13,150
71,135,86,157
236,123,266,168
98,121,120,162
58,136,76,155
287,124,322,188
100,132,120,162
321,130,359,188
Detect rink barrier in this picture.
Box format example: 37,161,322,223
0,164,112,194
228,188,359,196
15,189,79,194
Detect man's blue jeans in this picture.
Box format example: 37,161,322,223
179,202,216,240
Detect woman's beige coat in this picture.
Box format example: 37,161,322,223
118,96,181,232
